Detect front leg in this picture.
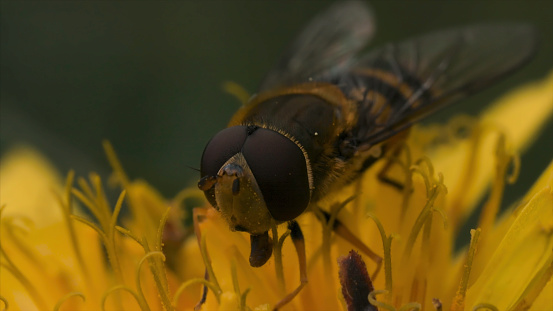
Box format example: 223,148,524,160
317,209,382,280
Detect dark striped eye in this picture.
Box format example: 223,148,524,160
242,128,310,221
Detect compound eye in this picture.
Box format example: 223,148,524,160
242,128,310,221
200,126,248,206
200,125,248,178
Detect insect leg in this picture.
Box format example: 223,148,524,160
273,220,308,310
194,269,209,311
192,207,209,310
318,209,382,279
377,157,405,190
377,140,409,191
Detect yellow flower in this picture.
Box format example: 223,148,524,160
1,70,552,311
0,145,203,311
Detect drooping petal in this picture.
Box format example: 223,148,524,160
466,160,553,309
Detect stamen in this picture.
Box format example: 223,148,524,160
231,259,241,304
396,159,448,305
414,157,435,181
448,123,483,232
507,153,521,185
71,215,106,242
273,226,292,291
115,226,144,246
0,296,8,311
222,81,251,106
230,258,251,310
142,239,172,310
91,173,112,228
63,170,75,212
472,303,499,311
0,260,48,311
319,197,356,274
447,115,477,141
3,217,45,270
450,228,481,311
199,233,222,301
478,134,513,239
367,213,394,301
102,285,145,311
384,143,414,220
278,229,291,248
172,278,220,309
77,177,95,205
136,251,167,311
71,179,127,284
401,174,414,220
398,302,422,311
103,141,155,234
368,290,395,310
71,188,102,222
511,252,553,309
72,211,123,285
402,164,447,265
271,224,286,293
156,206,172,251
411,217,432,305
240,288,251,311
103,140,131,188
110,190,126,238
54,171,91,286
108,190,126,280
172,188,206,211
53,292,85,311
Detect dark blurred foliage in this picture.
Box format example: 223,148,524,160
1,0,552,206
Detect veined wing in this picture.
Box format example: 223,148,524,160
258,1,374,92
333,23,537,146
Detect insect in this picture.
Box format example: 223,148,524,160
197,0,536,308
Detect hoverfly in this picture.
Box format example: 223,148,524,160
197,0,536,308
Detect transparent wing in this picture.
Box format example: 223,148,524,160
338,23,537,146
258,0,374,92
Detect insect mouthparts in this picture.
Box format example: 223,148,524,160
232,178,240,195
234,224,248,232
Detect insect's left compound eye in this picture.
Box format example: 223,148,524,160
200,125,248,207
242,128,310,221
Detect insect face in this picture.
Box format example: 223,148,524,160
199,125,311,235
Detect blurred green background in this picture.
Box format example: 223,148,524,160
1,0,552,206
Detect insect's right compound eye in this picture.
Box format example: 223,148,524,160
242,128,311,222
200,125,248,206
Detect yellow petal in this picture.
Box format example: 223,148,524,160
532,279,553,310
481,70,553,152
430,70,553,224
218,291,239,310
0,146,64,228
466,164,553,309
